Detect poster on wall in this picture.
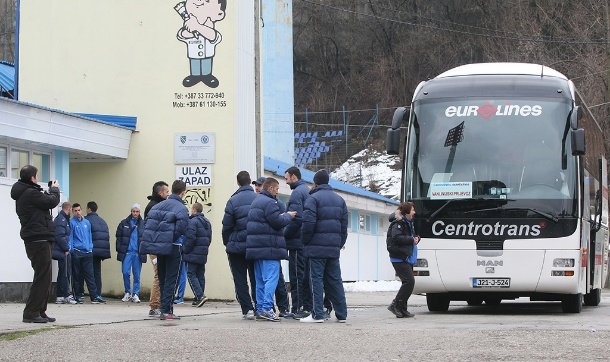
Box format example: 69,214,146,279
176,164,212,187
175,132,215,164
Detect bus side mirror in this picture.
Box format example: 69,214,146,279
571,128,585,155
387,128,401,155
570,106,582,130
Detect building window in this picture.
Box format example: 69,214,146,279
378,217,384,234
32,153,51,182
0,146,6,177
359,213,371,233
10,149,29,179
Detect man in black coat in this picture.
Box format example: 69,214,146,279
85,201,110,296
10,165,61,323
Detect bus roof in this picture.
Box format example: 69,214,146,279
436,63,567,80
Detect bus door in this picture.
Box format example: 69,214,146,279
591,157,609,290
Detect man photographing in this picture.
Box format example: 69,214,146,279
11,165,60,323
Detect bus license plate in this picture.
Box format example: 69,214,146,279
472,278,510,288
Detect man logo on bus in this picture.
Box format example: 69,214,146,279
445,103,542,119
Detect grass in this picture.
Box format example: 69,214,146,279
0,326,73,341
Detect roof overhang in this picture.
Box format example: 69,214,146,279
0,97,133,160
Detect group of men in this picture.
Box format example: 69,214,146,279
11,163,348,324
222,168,349,322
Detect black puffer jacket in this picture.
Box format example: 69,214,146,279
386,210,415,260
10,180,60,242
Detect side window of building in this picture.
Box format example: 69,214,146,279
359,213,371,234
1,145,52,183
0,146,6,178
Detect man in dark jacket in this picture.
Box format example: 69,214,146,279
222,171,258,319
10,165,61,323
300,169,348,323
140,180,189,320
246,177,295,321
143,180,169,317
182,202,212,307
85,201,110,295
116,203,146,303
53,201,76,305
283,166,312,317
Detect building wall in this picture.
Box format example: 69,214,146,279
18,1,255,299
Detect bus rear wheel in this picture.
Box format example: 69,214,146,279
561,293,582,313
466,298,483,306
426,294,450,312
584,289,601,306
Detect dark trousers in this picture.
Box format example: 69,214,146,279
55,254,72,298
227,253,254,314
186,262,206,299
23,241,52,319
93,256,103,294
308,258,347,321
72,250,99,300
289,249,311,312
157,245,182,314
392,262,415,304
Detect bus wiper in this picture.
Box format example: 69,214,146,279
427,198,506,223
463,206,559,223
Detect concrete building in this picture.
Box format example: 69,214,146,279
1,1,397,302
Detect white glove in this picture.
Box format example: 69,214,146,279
152,258,157,265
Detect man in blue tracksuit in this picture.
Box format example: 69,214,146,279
140,180,189,320
222,171,258,319
183,202,212,307
69,203,105,304
116,203,146,303
283,166,312,317
300,169,348,323
246,177,295,321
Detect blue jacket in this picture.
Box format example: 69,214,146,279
283,179,310,251
116,215,146,263
140,194,189,256
70,217,93,253
302,184,348,259
85,212,111,259
245,190,292,260
52,210,70,260
182,213,212,265
221,185,257,254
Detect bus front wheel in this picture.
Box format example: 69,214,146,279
584,288,601,306
426,294,450,312
561,293,583,313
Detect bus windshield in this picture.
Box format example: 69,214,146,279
406,98,577,219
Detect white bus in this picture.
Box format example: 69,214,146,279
386,63,608,313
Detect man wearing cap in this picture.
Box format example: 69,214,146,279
252,176,266,193
222,171,258,319
116,203,147,303
300,169,349,323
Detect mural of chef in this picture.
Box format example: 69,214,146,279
175,0,227,88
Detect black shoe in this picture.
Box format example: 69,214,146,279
401,310,415,318
387,300,404,318
292,310,311,320
40,313,56,322
182,75,200,87
23,316,48,323
197,296,208,308
201,74,219,88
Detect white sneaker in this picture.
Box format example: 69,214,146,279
243,310,255,320
55,297,65,304
65,295,77,305
131,294,141,303
300,314,324,323
121,293,131,302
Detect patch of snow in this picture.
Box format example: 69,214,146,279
343,280,401,292
330,148,401,200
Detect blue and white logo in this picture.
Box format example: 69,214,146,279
201,135,209,144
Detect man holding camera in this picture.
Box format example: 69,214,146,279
11,165,61,323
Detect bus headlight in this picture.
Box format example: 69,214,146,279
415,259,428,268
553,258,575,267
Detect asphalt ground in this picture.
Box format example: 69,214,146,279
1,291,609,361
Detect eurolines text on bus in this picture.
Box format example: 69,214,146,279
432,220,541,237
445,103,542,119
